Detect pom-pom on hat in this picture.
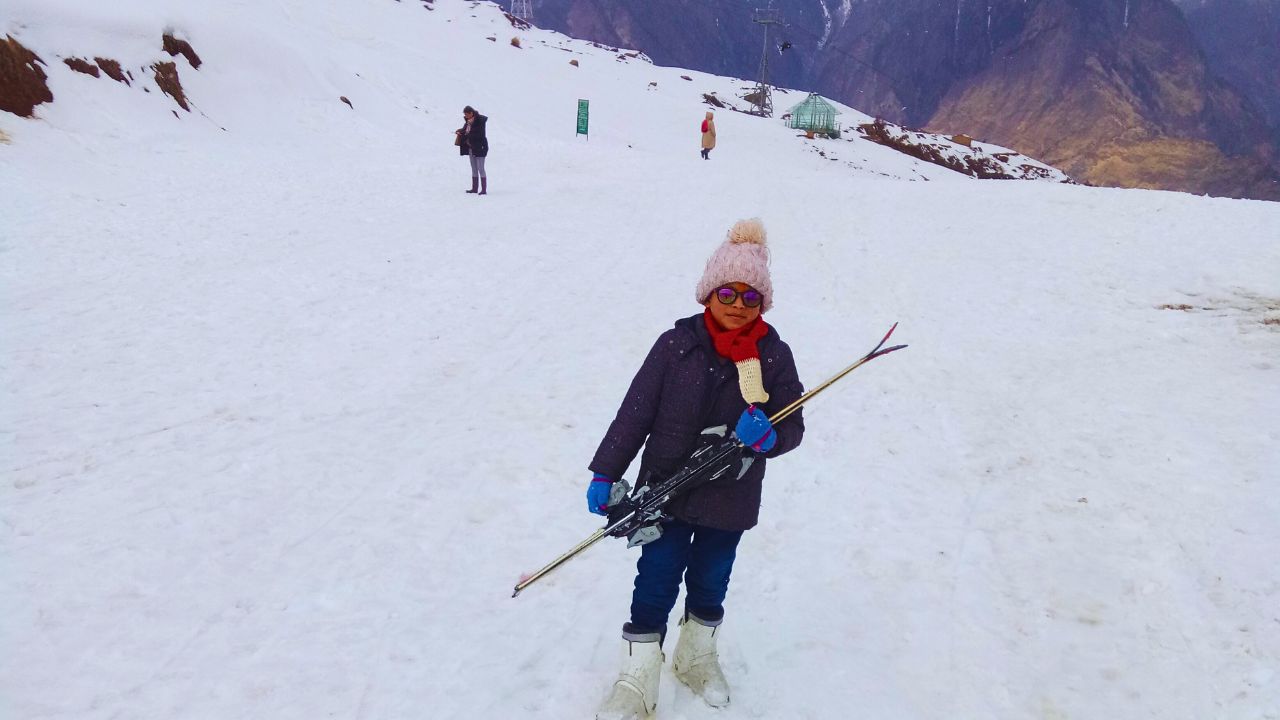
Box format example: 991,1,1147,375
695,218,774,312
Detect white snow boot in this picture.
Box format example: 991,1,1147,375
672,611,730,707
595,627,664,720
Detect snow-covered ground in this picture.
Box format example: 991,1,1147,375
2,1,1279,719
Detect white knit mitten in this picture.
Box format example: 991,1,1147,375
735,358,770,405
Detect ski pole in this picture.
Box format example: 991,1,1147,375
513,505,653,597
513,529,607,598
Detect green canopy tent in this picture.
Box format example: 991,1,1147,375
784,93,842,138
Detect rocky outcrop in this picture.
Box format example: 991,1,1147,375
152,61,190,111
162,33,202,69
857,118,1074,181
64,57,100,77
1,33,199,119
1,35,53,117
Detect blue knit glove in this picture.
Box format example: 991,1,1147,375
586,473,614,515
735,405,777,453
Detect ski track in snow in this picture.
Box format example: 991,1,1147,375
2,1,1280,719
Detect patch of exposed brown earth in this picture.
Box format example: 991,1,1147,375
1159,291,1280,329
162,33,201,69
152,61,189,111
94,57,130,85
931,71,1280,200
64,57,100,77
1083,137,1280,200
1,35,53,117
0,128,10,144
858,119,1062,181
859,120,994,177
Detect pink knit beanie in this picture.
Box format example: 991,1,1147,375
695,218,774,312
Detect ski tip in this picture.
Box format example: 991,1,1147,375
511,588,521,598
880,322,899,344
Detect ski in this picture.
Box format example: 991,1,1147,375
512,323,907,597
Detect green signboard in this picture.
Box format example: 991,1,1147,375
576,99,589,136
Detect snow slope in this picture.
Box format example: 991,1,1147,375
2,2,1279,719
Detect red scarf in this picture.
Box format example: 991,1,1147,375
703,309,769,362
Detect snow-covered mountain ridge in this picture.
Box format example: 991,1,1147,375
2,0,1065,184
2,2,1278,720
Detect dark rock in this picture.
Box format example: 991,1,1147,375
0,35,53,117
162,33,202,69
95,57,130,84
64,57,100,77
152,60,190,111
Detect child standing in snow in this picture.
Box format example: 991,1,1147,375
700,111,716,160
588,219,805,719
455,105,489,195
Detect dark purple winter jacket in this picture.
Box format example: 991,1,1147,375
589,314,805,531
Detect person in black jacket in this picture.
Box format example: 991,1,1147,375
455,105,489,195
588,219,805,720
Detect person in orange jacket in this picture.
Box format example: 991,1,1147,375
700,111,716,160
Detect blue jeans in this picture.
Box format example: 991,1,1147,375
629,518,744,634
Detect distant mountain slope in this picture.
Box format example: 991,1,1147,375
1177,0,1280,144
535,0,1280,200
919,0,1280,200
533,0,807,89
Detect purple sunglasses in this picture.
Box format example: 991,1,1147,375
713,286,763,308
